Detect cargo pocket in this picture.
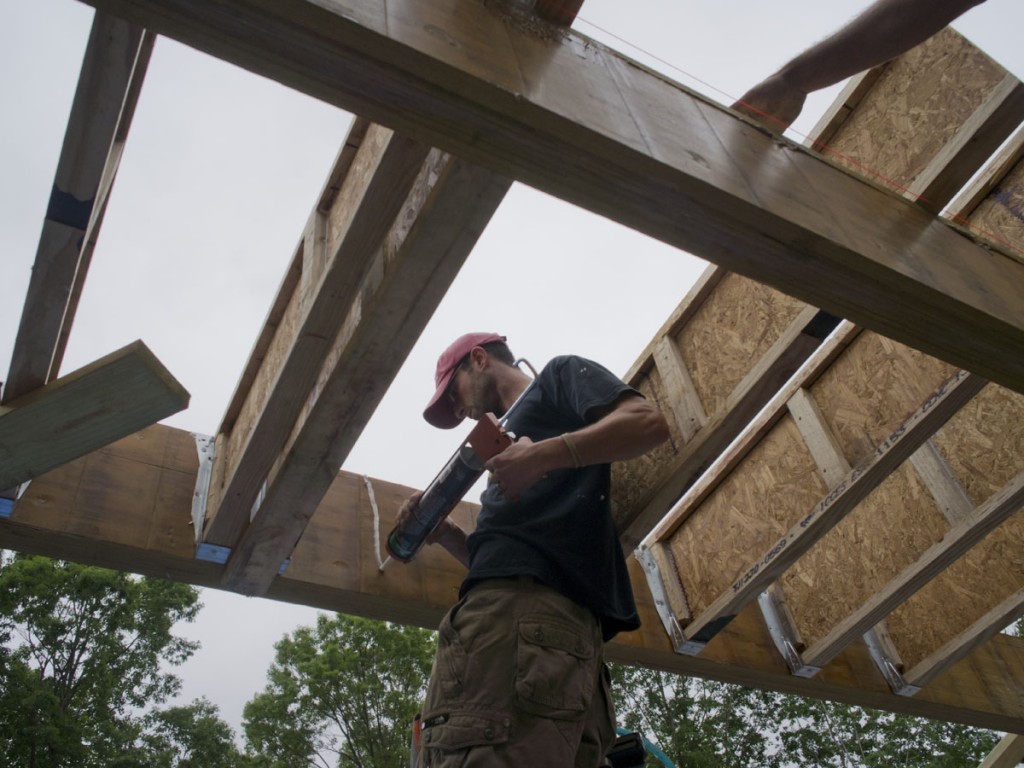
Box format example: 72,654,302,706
514,617,596,720
420,710,511,766
435,608,469,701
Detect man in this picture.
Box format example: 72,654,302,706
733,0,987,131
398,332,669,767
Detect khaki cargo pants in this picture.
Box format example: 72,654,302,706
418,577,614,768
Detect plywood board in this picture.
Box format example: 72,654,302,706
5,423,1024,732
0,341,189,489
813,28,1009,197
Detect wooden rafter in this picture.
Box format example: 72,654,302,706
651,366,987,652
4,13,152,403
201,121,512,594
801,471,1024,670
74,0,1024,396
614,268,841,549
5,424,1024,733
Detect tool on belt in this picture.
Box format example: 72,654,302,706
379,363,537,571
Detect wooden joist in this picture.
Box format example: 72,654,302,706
200,120,433,552
4,13,152,403
801,470,1024,671
76,0,1024,396
4,423,1024,733
949,125,1024,266
201,119,511,594
613,266,840,548
0,341,188,491
806,28,1024,214
981,734,1024,768
642,342,987,654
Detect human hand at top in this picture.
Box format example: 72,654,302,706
732,72,806,133
485,436,548,501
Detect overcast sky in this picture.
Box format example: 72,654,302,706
3,0,1022,741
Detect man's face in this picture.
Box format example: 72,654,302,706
447,357,496,422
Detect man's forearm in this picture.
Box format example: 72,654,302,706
776,0,985,94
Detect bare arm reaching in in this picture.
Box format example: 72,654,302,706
733,0,987,131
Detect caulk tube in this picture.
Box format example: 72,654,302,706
385,444,484,563
384,361,538,566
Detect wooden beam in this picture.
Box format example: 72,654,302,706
4,13,152,403
76,0,1024,395
980,734,1024,768
201,121,433,550
217,145,511,594
5,423,1024,733
641,322,861,546
615,279,842,549
907,588,1024,691
801,471,1024,670
671,368,986,651
0,341,188,490
907,73,1024,213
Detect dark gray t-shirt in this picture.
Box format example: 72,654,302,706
461,355,641,640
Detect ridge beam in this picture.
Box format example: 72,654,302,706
75,0,1024,395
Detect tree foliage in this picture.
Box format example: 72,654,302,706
610,663,1000,768
0,552,239,767
242,614,434,768
140,697,252,768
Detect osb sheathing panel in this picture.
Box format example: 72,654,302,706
780,462,950,649
884,384,1024,668
886,508,1024,670
810,333,956,467
967,156,1024,266
676,272,806,418
611,370,682,528
934,384,1024,502
668,414,828,616
821,27,1007,189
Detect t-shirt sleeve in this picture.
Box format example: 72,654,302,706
549,355,640,425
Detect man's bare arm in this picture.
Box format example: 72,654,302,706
733,0,986,131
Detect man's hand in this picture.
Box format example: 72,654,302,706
485,436,547,501
732,73,806,133
393,490,470,567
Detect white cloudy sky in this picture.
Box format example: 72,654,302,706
3,0,1022,739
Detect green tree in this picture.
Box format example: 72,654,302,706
140,697,252,768
611,663,1000,767
243,614,435,768
0,552,201,767
611,664,783,767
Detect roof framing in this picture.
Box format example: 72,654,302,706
74,0,1024,395
3,0,1023,744
3,12,153,403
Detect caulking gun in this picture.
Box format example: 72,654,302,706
380,362,537,571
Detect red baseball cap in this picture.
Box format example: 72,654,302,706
423,332,506,429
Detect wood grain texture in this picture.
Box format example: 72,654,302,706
4,14,150,403
219,148,511,593
0,341,189,489
76,0,1024,395
5,423,1024,732
202,122,432,550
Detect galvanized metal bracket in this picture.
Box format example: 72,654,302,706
758,587,822,678
190,432,216,548
864,626,922,696
635,545,688,652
